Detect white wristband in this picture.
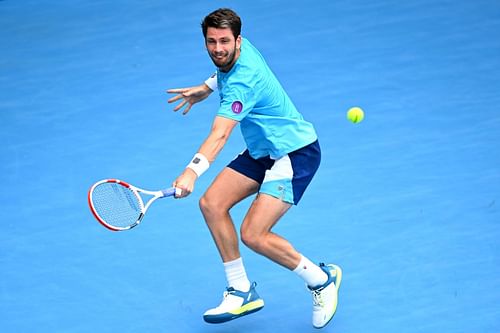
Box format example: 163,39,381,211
187,153,210,177
204,72,218,91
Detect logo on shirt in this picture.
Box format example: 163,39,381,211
231,101,243,114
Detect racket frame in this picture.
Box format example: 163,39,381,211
88,179,176,231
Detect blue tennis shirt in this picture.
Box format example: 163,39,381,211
216,38,317,159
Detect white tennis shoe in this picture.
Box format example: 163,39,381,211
309,263,342,329
203,282,264,323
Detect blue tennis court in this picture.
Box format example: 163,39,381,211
1,1,499,332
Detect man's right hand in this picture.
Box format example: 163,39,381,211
167,84,213,115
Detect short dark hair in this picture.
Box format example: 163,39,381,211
201,8,242,39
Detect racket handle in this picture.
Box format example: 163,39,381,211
161,187,180,197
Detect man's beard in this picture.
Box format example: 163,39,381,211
210,47,236,70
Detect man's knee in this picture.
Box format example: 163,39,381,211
199,192,228,217
240,224,264,252
199,193,214,215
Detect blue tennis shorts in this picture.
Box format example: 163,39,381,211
227,140,321,205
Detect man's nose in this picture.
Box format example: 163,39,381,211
214,42,223,53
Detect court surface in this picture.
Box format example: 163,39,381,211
1,1,499,332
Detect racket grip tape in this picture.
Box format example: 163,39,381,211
161,187,181,197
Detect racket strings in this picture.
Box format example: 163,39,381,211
91,183,142,229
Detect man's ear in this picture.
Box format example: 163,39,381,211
236,35,242,50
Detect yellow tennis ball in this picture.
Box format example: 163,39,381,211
347,107,364,123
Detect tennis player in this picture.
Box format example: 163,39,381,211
168,8,341,329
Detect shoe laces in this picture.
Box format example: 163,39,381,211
223,287,235,298
311,287,325,307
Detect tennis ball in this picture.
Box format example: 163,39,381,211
347,107,364,123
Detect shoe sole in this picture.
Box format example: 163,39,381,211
203,299,265,324
313,264,342,329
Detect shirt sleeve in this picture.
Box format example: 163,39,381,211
217,81,258,122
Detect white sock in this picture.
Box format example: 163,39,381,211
293,254,328,288
224,257,251,292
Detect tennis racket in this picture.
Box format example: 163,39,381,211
88,179,180,231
